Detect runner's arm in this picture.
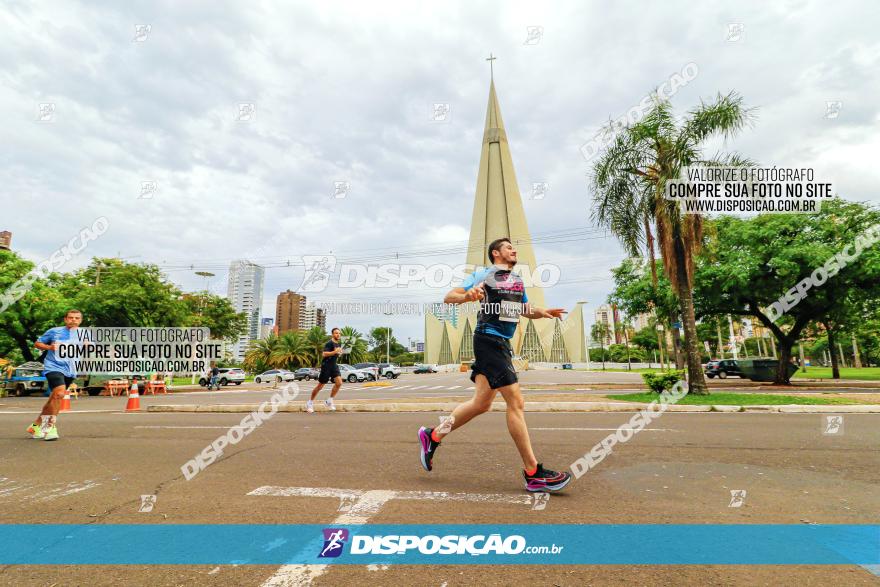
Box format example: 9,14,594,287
443,285,484,305
522,305,566,319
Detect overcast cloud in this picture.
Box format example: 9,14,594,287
2,0,878,343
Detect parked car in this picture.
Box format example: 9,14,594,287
338,364,367,383
413,364,437,374
199,367,246,387
378,363,401,378
254,369,296,384
1,361,48,397
354,363,379,381
704,359,744,379
294,367,320,381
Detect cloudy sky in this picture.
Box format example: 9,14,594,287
3,0,878,344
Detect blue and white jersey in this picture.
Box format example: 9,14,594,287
461,266,528,339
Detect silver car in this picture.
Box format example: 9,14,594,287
254,369,296,384
338,364,367,383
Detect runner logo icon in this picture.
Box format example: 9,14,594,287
319,528,349,558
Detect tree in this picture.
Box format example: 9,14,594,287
181,293,248,340
592,92,756,394
694,199,880,383
339,326,369,363
369,327,405,362
63,258,188,327
608,258,682,368
590,322,610,370
270,331,311,370
305,326,328,366
0,250,70,361
244,335,279,373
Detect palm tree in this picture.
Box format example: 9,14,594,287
305,326,327,366
339,326,369,363
270,331,311,370
591,92,755,394
591,322,610,370
244,335,279,373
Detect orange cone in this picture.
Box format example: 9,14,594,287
60,390,72,412
125,381,141,411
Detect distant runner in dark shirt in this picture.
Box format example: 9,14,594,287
307,327,344,413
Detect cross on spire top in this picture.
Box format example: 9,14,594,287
486,53,496,80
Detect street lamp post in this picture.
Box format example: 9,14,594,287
193,271,215,385
383,311,393,367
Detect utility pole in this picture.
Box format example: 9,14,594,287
799,342,807,372
716,319,724,359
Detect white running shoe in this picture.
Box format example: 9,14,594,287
306,400,314,414
324,398,336,412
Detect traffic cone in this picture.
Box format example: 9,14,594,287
125,381,141,411
60,390,72,412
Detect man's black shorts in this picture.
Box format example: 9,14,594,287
470,331,518,389
318,366,341,384
45,371,74,390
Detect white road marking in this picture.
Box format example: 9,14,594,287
0,479,100,502
427,386,445,390
134,426,232,429
448,386,461,390
258,489,395,586
533,427,677,432
409,386,427,390
0,410,119,414
251,486,540,585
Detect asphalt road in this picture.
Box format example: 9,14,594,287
0,402,877,586
4,371,876,416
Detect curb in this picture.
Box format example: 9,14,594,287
146,402,880,414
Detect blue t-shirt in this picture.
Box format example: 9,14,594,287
461,266,528,339
37,326,78,377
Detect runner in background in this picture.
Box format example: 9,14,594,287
306,327,344,413
27,309,83,441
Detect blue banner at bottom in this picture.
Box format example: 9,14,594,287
1,525,877,565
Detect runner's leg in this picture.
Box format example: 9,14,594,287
35,382,66,425
433,373,496,441
329,376,342,398
496,381,538,471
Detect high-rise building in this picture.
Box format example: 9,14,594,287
0,231,11,250
300,302,327,330
260,318,275,339
276,290,306,334
276,291,327,332
227,260,265,361
593,304,618,347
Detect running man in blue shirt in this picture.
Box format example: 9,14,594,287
418,238,573,492
27,309,83,440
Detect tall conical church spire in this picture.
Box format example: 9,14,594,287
465,71,546,308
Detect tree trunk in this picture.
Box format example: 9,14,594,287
774,336,795,384
14,333,36,362
672,238,707,394
852,335,862,369
669,313,685,369
825,322,840,379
